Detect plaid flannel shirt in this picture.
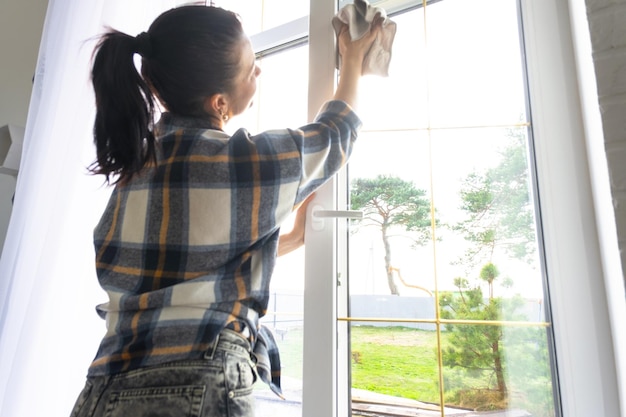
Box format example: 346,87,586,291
88,100,361,396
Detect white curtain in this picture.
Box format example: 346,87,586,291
0,1,182,416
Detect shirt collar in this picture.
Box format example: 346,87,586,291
155,112,228,138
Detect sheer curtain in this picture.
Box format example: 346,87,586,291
0,1,181,416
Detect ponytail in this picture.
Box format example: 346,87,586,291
90,30,156,185
89,6,246,184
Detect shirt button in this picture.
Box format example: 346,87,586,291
228,391,235,399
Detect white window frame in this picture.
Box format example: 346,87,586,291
519,1,621,416
251,0,623,416
301,2,342,417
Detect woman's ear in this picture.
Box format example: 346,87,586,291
203,94,228,118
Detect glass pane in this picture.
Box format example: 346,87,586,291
344,1,559,416
426,0,527,128
442,324,556,417
256,242,305,417
348,130,435,300
228,44,308,135
357,9,429,131
350,323,474,416
429,127,544,299
229,45,309,417
221,0,309,34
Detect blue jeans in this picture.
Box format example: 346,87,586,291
69,329,257,417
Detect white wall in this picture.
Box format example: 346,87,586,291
0,0,48,255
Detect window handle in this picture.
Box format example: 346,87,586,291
311,205,363,231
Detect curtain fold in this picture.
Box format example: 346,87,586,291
0,1,180,415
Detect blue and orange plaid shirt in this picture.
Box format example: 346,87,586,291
88,100,361,396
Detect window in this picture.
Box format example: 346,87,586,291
226,5,311,416
227,0,309,34
225,1,620,416
344,2,558,415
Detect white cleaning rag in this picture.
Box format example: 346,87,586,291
332,0,397,76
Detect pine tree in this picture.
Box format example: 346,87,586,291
350,175,432,295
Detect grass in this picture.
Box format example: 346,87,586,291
273,326,304,380
271,325,447,403
350,326,444,403
266,325,555,416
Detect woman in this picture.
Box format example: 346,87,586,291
71,5,381,417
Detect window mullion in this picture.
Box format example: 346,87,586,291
302,2,340,417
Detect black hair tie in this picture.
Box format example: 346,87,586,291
134,32,153,58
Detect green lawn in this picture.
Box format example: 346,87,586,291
270,325,554,416
273,325,448,403
350,326,445,403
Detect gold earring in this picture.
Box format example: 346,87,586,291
219,108,229,122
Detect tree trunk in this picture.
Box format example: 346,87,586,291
382,223,399,295
492,339,507,397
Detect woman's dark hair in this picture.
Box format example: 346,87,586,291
90,6,245,184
